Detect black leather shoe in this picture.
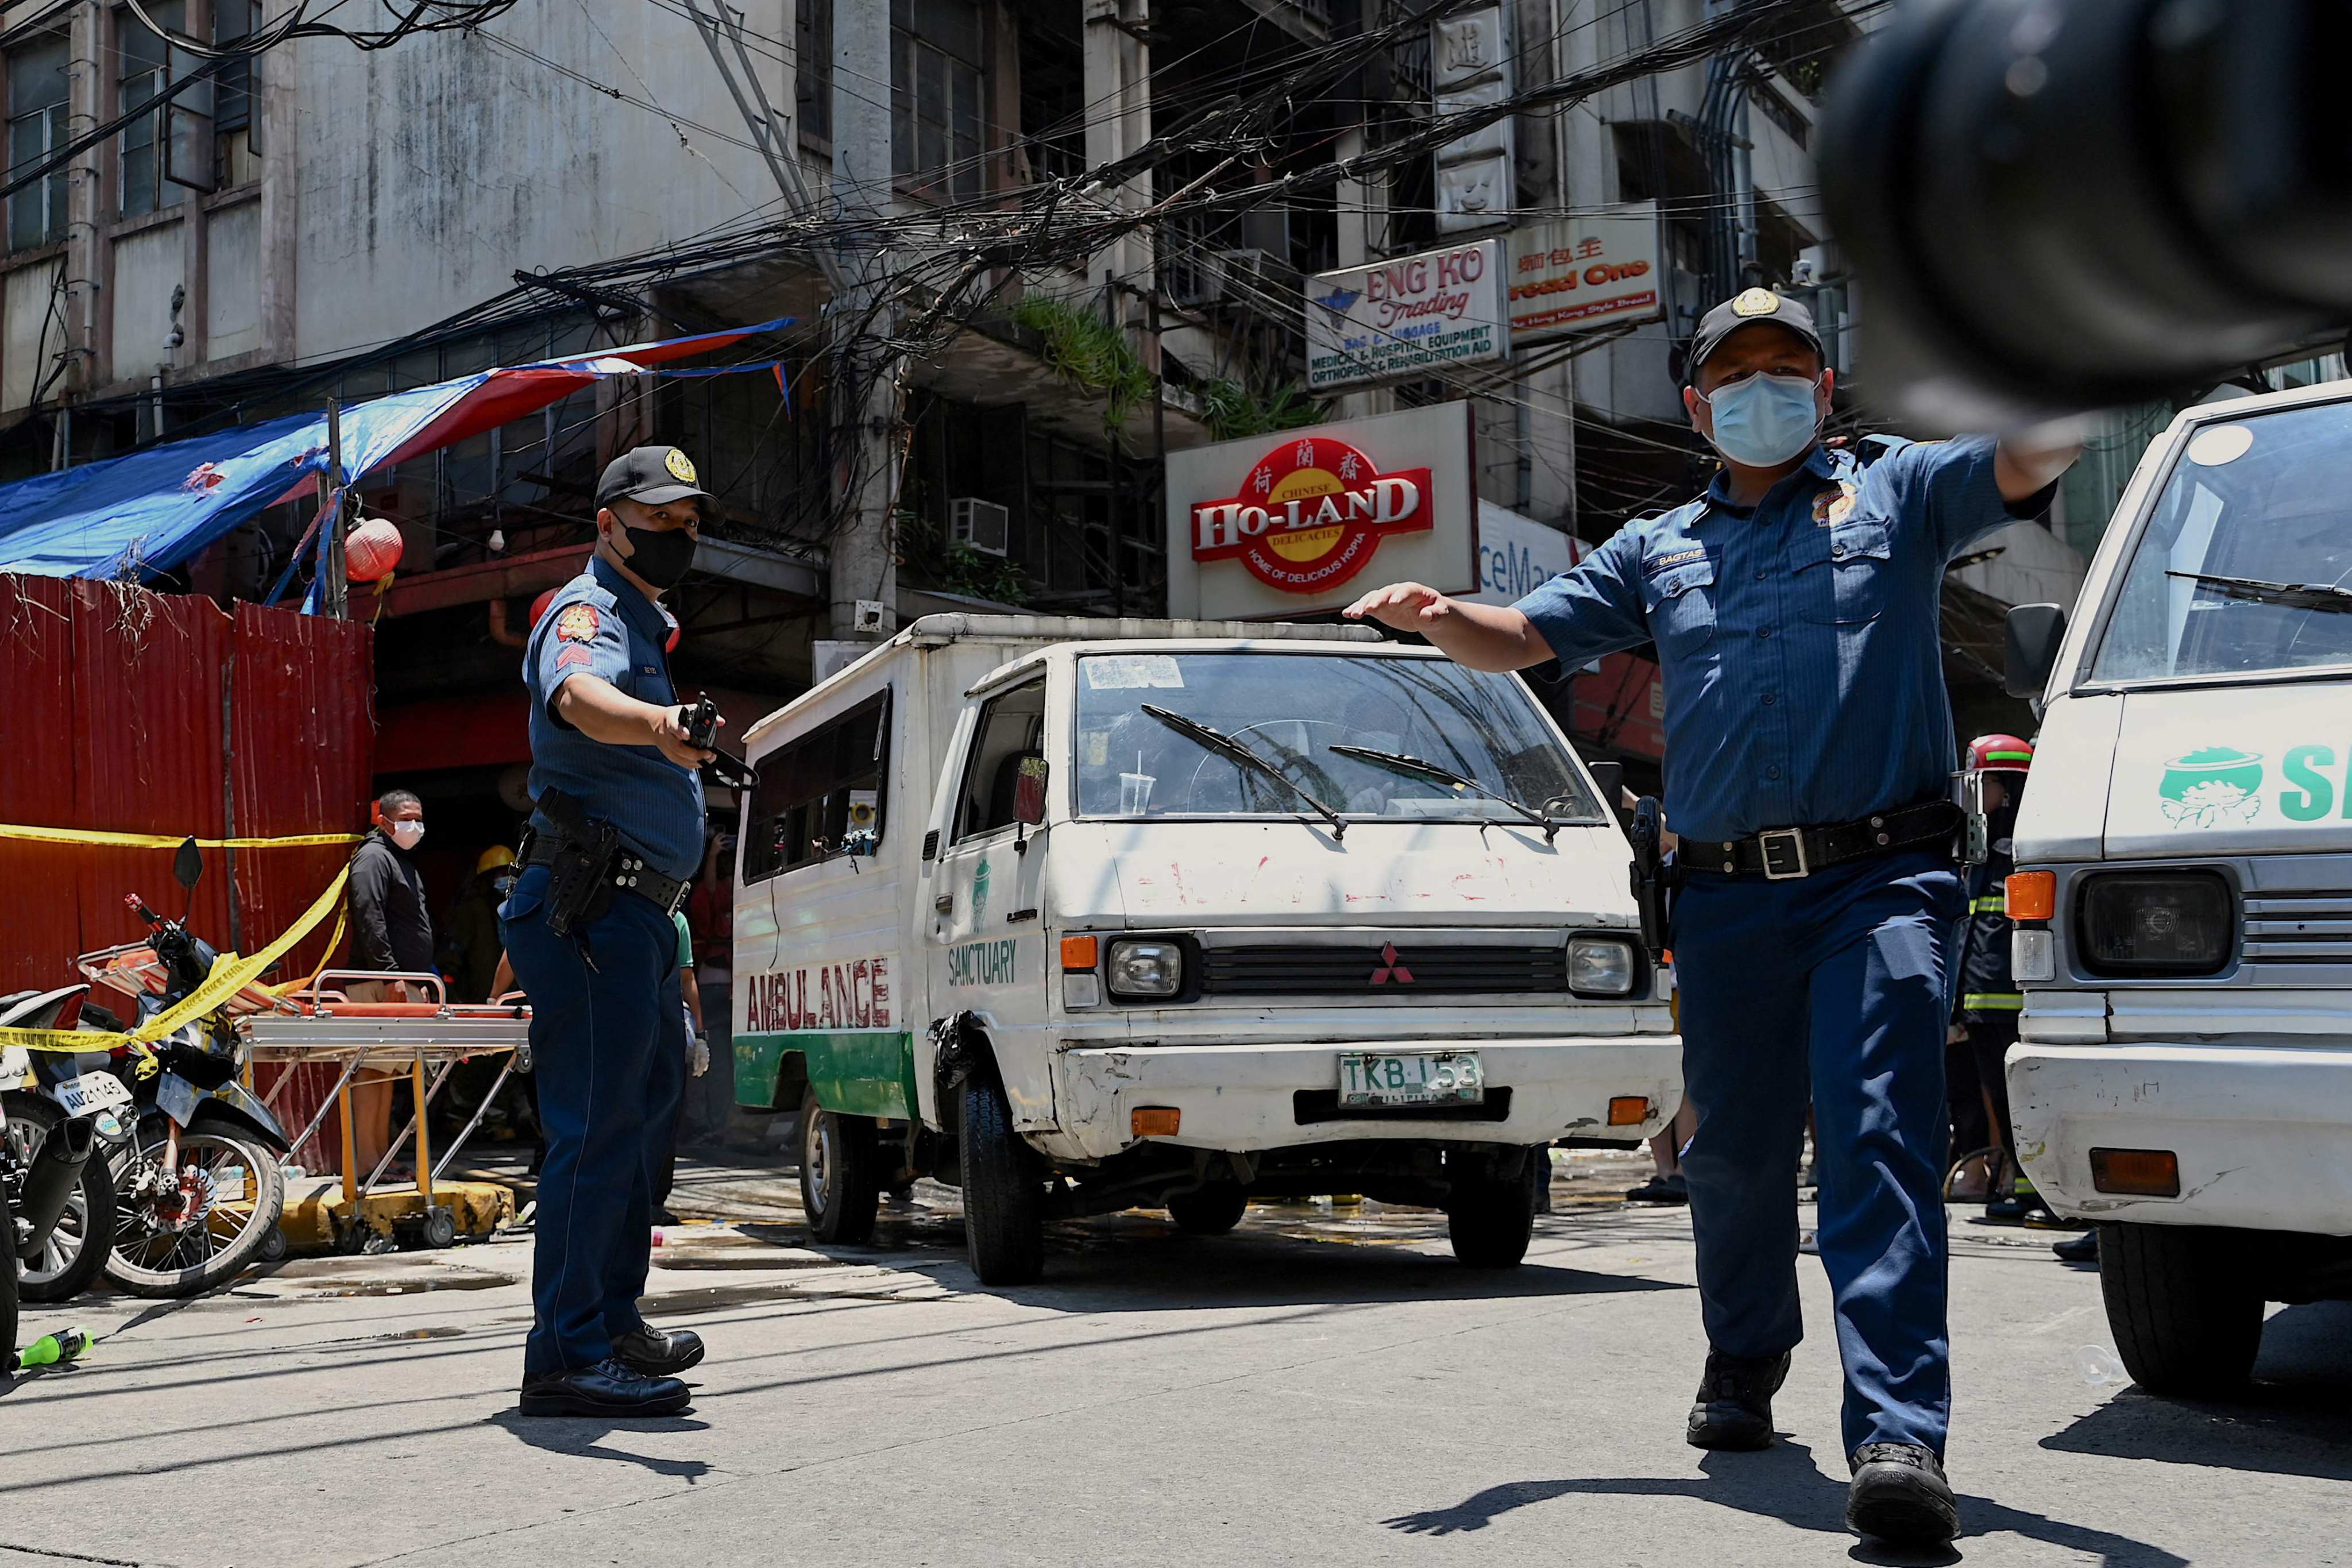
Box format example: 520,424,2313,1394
1847,1443,1960,1547
1686,1348,1790,1450
2053,1229,2100,1264
612,1324,705,1377
517,1358,690,1418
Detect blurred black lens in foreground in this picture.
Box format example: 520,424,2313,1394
1820,0,2352,426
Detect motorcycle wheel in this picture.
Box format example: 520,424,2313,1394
5,1099,117,1303
103,1114,286,1299
2,1181,19,1371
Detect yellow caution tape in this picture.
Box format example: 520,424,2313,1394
0,824,361,851
0,864,351,1053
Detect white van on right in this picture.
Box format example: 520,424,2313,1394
2005,379,2352,1396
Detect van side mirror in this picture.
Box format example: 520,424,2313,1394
2005,603,2068,698
1013,756,1049,827
1585,760,1623,810
172,835,204,892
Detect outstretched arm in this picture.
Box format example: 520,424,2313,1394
1341,584,1557,672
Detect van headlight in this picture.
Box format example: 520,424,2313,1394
1106,939,1184,1000
2076,872,2234,976
1567,935,1637,997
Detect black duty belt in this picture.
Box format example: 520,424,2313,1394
1689,800,1963,881
522,835,690,914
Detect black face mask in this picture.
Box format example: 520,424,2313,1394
618,523,697,589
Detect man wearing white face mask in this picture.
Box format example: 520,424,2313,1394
1345,288,2080,1550
348,788,438,1170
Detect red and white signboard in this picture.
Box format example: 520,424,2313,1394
1507,202,1664,343
1165,402,1478,620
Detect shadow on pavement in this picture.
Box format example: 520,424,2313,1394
1379,1440,2188,1567
491,1408,716,1482
2041,1300,2352,1482
747,1204,1690,1313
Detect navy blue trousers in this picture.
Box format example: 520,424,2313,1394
1672,847,1963,1457
501,865,684,1374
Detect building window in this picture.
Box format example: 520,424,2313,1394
6,32,70,251
117,1,191,216
891,0,982,202
213,0,259,188
795,0,830,150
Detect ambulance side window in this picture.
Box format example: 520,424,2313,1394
743,690,892,882
952,679,1046,843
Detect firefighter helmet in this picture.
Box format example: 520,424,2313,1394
1967,733,2035,773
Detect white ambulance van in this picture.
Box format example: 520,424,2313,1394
732,613,1682,1283
2005,381,2352,1393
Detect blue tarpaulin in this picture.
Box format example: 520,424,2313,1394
0,319,791,584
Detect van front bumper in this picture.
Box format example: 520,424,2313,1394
2008,1041,2352,1237
1053,1036,1682,1161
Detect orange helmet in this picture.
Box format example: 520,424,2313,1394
1967,733,2034,773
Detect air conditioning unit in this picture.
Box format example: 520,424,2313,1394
949,497,1010,558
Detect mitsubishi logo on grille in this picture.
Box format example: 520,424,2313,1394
1369,943,1415,986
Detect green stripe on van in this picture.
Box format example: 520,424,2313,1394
735,1029,917,1119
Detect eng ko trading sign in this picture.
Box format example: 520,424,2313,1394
1306,239,1509,391
1165,401,1478,620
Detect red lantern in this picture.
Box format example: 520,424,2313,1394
343,518,404,584
529,589,557,628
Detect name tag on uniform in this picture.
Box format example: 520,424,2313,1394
1646,546,1706,576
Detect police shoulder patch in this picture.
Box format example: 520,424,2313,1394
555,604,601,643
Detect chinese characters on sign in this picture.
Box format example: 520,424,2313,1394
1506,203,1664,343
1189,433,1436,596
1164,403,1478,620
1305,238,1510,391
1432,7,1513,235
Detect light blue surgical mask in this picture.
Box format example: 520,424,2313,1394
1699,372,1823,468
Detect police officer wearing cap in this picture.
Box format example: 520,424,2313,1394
1346,289,2080,1548
503,444,720,1418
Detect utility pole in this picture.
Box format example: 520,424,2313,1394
829,0,901,642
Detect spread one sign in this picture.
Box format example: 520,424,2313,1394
1306,240,1509,390
1191,434,1434,595
1507,202,1663,343
1166,402,1477,620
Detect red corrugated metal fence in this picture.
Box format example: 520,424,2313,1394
0,574,374,1170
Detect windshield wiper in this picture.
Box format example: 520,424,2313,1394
1139,704,1347,839
2167,570,2352,614
1327,744,1560,842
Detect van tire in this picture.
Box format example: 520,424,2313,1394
800,1088,880,1245
1166,1184,1248,1236
959,1075,1044,1285
2100,1222,2263,1395
1446,1174,1534,1268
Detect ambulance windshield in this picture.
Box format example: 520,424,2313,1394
1072,652,1601,824
2091,399,2352,684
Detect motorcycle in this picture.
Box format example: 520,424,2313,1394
1,986,121,1304
70,839,295,1297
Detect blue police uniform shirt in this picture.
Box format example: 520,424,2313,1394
522,553,705,879
1515,437,2036,845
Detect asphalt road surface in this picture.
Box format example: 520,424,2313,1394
5,1157,2347,1567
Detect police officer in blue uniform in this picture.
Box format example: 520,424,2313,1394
1346,289,2079,1547
503,444,720,1418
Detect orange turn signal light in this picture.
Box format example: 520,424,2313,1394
1060,934,1099,971
2089,1147,2180,1198
1607,1096,1651,1127
1131,1107,1180,1138
2006,870,2056,921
